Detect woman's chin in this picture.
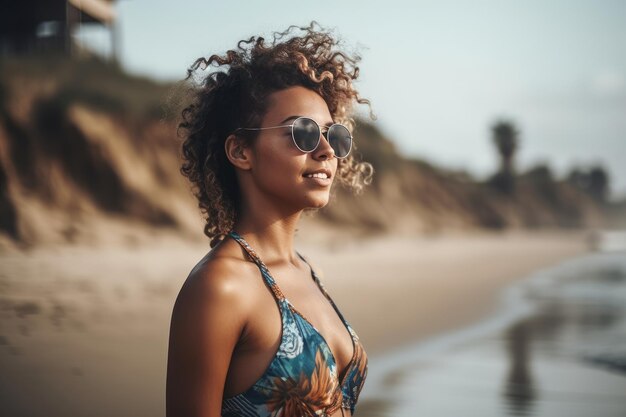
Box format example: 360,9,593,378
302,194,330,209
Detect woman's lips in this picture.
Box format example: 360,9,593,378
303,174,332,186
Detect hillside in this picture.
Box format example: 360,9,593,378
0,56,611,248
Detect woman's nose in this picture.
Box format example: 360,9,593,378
313,131,335,160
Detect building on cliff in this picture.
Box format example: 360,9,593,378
0,0,119,60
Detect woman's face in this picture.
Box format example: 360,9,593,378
247,86,339,211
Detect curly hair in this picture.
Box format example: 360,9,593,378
178,22,374,247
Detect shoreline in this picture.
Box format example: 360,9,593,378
354,244,626,417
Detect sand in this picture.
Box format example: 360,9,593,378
0,228,589,417
296,229,590,355
294,226,587,353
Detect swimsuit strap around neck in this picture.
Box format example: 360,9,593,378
227,230,293,302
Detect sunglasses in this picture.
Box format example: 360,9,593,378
234,116,352,158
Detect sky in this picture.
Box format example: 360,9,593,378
78,0,626,198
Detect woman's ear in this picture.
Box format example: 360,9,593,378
224,134,253,170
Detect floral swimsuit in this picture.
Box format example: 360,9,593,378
221,231,368,417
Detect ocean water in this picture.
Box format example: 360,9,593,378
357,231,626,417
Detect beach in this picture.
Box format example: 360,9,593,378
355,232,626,417
297,228,590,355
0,229,590,417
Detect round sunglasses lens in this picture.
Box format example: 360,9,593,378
328,124,352,158
293,118,320,152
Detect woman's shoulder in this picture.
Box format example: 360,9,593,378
173,241,259,318
166,242,256,399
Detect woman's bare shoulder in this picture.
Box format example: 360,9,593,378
166,241,257,416
172,241,258,319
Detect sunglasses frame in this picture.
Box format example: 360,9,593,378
234,116,353,159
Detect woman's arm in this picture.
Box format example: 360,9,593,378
166,260,248,417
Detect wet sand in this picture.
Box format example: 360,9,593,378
355,242,626,417
0,229,589,417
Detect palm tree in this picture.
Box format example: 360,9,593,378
492,120,519,175
490,119,520,194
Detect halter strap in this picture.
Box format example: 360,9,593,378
226,231,346,322
227,231,355,343
227,231,288,302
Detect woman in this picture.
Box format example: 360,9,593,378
166,22,374,417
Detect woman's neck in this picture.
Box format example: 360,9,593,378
232,208,302,267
